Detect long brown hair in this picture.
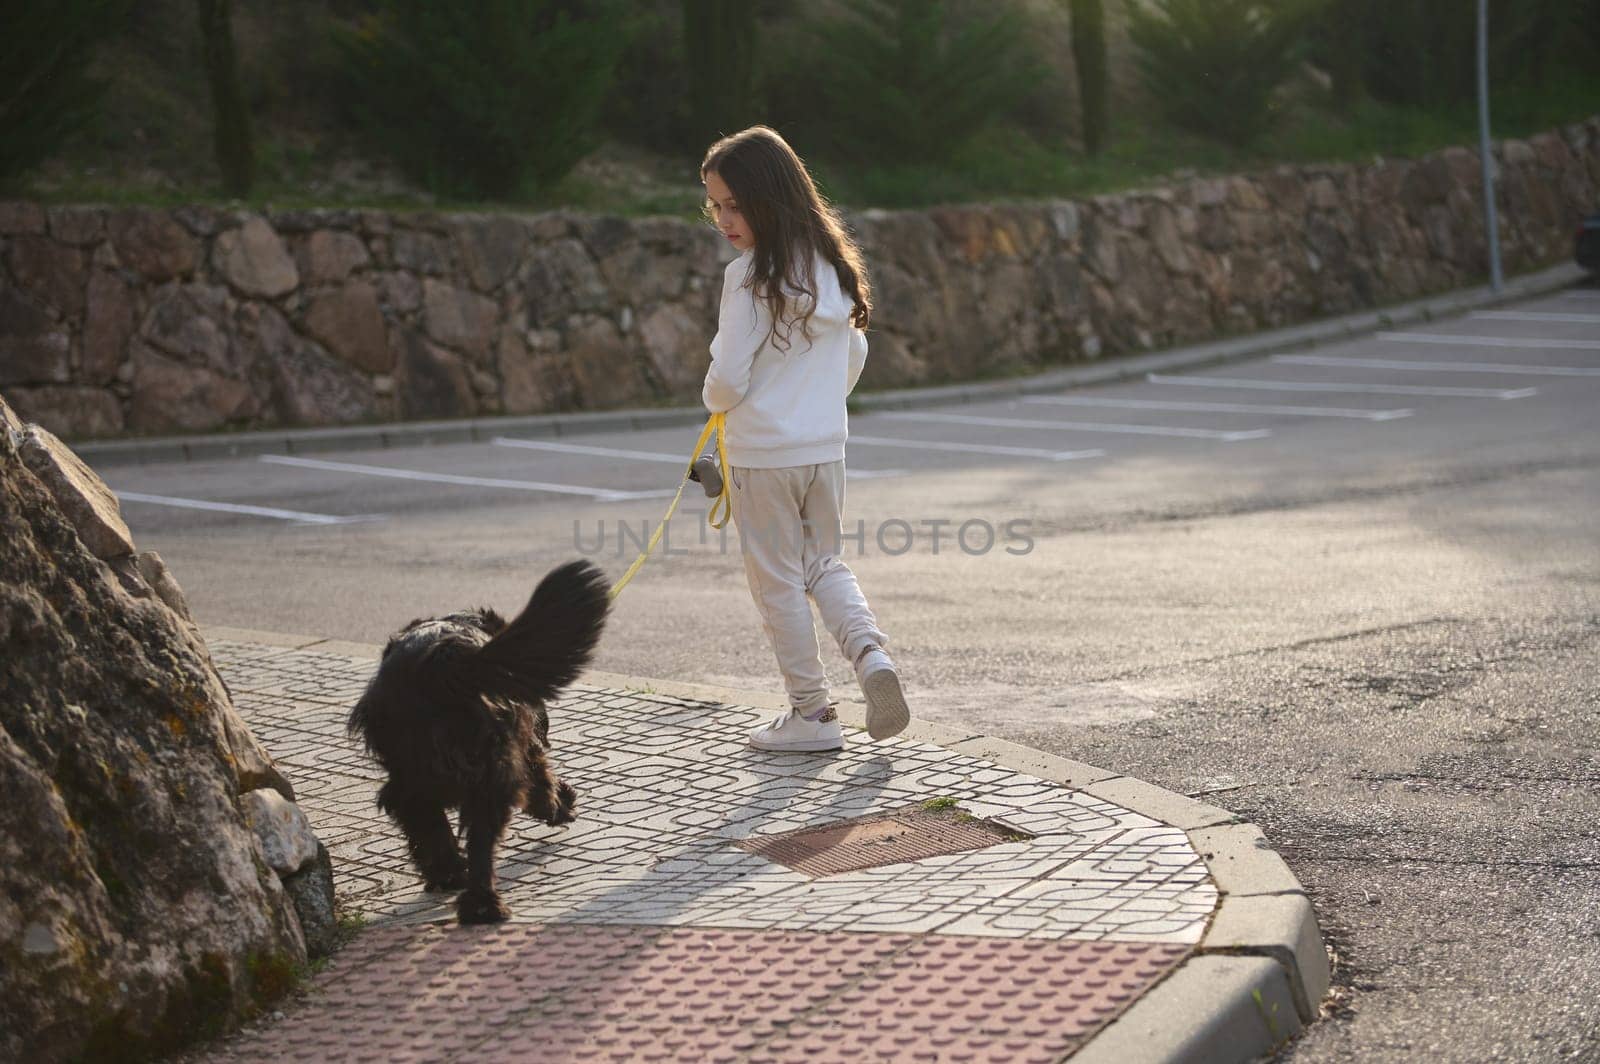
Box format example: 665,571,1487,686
701,126,871,350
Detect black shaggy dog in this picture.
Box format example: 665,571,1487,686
348,560,611,924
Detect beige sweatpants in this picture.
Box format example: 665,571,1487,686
728,460,889,716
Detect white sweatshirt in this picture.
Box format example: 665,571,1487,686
702,248,868,468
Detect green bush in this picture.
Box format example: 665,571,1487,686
332,0,628,200
1126,0,1324,147
786,0,1045,165
0,1,128,189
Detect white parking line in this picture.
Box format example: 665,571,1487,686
492,436,902,479
1378,331,1600,350
849,434,1106,462
1023,395,1412,421
1146,373,1536,399
115,491,379,525
879,411,1270,442
1273,355,1600,377
494,436,687,465
1471,310,1600,324
1561,290,1600,300
259,454,672,500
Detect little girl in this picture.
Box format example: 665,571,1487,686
700,125,909,752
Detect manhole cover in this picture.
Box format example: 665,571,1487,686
737,804,1030,877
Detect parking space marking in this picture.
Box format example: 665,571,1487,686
849,434,1106,462
1560,290,1600,300
115,491,380,526
494,436,689,465
492,435,901,480
258,454,674,500
879,411,1271,442
1471,310,1600,325
1023,395,1412,421
1146,373,1536,399
1274,355,1600,377
1377,331,1600,350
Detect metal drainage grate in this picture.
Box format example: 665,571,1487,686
736,804,1030,877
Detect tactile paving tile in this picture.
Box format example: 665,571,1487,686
193,924,1186,1063
736,806,1030,877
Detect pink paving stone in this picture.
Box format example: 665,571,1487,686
193,924,1188,1063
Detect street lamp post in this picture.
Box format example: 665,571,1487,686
1477,0,1504,292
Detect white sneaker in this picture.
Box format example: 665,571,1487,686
855,647,910,740
748,705,844,752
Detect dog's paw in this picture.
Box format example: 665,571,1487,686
525,780,579,826
456,888,510,925
546,781,579,826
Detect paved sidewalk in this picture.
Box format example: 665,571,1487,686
192,629,1328,1064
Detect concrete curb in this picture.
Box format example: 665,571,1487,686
201,623,1332,1061
79,263,1584,467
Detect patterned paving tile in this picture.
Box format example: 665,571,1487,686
220,642,1217,943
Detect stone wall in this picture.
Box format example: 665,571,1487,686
2,117,1597,441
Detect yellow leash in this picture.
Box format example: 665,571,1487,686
607,413,731,601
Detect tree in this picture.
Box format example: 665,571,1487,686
333,0,629,200
1068,0,1109,154
682,1,758,148
801,0,1044,165
1126,0,1324,146
0,1,125,189
196,0,255,197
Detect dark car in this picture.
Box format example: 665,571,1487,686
1579,213,1600,275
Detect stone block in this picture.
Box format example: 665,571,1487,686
423,278,499,358
28,389,117,443
455,215,530,292
214,216,299,298
242,788,320,876
5,236,86,318
46,206,103,246
1189,822,1304,898
0,409,306,1060
1073,955,1302,1064
300,229,371,285
0,201,46,234
106,210,198,281
395,327,477,419
0,287,69,385
128,342,260,432
1082,776,1238,832
136,550,193,622
948,736,1117,789
304,282,390,373
1202,891,1330,1023
282,842,338,959
83,270,137,383
15,422,135,560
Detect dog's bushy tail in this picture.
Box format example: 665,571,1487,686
473,559,612,707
